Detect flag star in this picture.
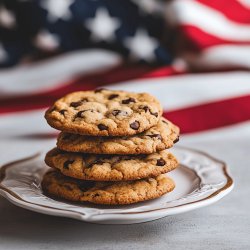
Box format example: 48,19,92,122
124,28,158,62
85,7,120,42
0,43,8,63
33,30,60,51
0,5,16,28
40,0,74,22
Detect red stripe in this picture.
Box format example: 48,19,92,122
180,25,250,50
0,65,181,114
164,94,250,133
142,66,185,78
197,0,250,24
0,65,153,114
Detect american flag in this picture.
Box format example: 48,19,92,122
0,0,250,150
1,0,250,69
0,0,173,67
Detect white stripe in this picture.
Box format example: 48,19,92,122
168,0,250,41
0,50,121,96
238,0,250,9
107,71,250,110
182,45,250,69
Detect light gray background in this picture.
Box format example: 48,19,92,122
0,117,249,250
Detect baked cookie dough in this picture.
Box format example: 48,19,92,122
45,89,162,136
42,170,175,205
45,148,179,181
57,118,179,155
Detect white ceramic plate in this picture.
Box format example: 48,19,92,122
0,146,233,224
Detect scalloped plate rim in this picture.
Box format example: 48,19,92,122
0,146,234,224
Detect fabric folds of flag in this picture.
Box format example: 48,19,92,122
0,0,250,135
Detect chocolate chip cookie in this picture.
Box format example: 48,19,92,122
57,118,179,155
42,170,175,205
45,148,179,181
45,89,162,136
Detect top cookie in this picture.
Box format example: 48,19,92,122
45,89,162,136
57,118,180,155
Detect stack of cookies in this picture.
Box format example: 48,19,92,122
42,89,180,205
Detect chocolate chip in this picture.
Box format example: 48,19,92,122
76,111,85,118
59,109,67,115
93,193,100,197
70,101,82,107
63,160,74,169
78,181,95,192
76,110,87,118
81,98,89,102
130,121,140,130
147,134,162,140
88,159,104,168
111,110,128,116
76,109,95,118
173,136,179,144
108,94,119,100
98,124,108,131
94,88,107,93
156,158,166,166
162,119,168,124
150,111,158,117
141,105,149,112
122,97,136,104
140,106,158,117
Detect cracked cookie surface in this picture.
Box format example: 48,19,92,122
45,148,179,181
57,118,179,155
42,170,175,205
45,89,162,136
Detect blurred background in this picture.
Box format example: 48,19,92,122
0,0,250,152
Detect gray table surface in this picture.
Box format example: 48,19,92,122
0,118,250,250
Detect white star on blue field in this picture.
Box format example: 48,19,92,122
0,0,172,67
